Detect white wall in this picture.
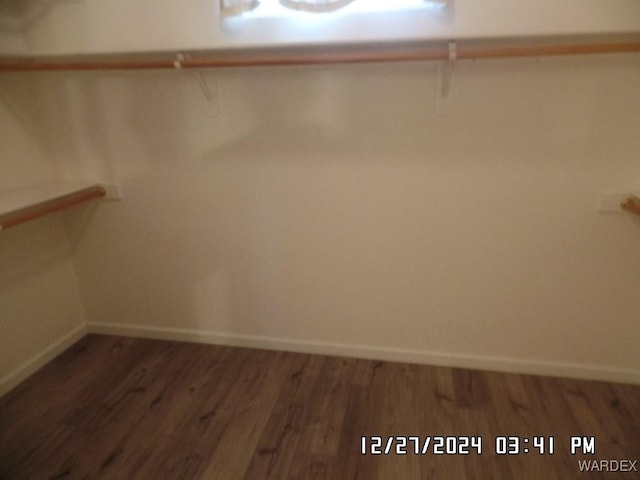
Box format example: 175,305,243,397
0,0,25,55
13,0,640,55
0,75,88,395
41,52,638,383
2,2,640,385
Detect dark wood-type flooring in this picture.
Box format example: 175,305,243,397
0,335,638,479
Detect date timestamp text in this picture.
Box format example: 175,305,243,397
361,435,565,456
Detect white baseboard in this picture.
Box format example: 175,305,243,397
0,324,88,398
88,322,640,385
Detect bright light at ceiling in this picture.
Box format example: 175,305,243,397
248,0,449,19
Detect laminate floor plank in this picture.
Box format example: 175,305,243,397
285,356,356,480
66,341,226,480
38,339,186,480
243,353,323,480
485,373,560,480
0,336,158,479
329,360,389,480
144,345,257,480
199,351,297,480
416,366,468,479
0,335,638,480
370,363,419,480
0,336,138,444
556,378,632,468
529,376,601,479
605,383,640,445
455,376,514,480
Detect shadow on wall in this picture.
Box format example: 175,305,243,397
34,55,640,369
0,73,78,189
0,213,92,293
58,71,204,333
58,62,454,339
0,213,88,379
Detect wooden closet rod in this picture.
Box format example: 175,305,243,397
621,197,640,216
0,186,106,230
1,39,640,72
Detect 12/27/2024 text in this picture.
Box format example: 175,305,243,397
360,435,591,456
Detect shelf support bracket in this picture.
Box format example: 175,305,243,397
441,41,457,98
176,53,220,117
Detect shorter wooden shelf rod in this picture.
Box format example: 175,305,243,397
621,197,640,216
0,185,106,230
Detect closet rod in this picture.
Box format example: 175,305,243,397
1,39,640,72
0,185,106,230
621,197,640,216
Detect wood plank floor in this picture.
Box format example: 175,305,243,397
0,335,638,480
